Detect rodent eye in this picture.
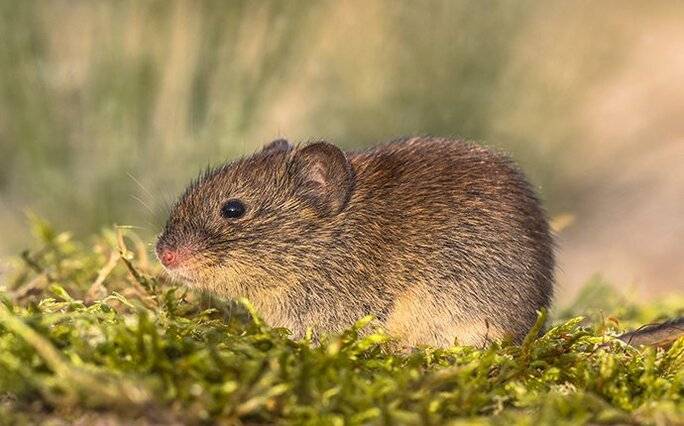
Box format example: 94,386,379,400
221,199,246,219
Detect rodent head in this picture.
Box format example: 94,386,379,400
156,139,354,296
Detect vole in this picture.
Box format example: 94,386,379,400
156,137,553,346
156,137,683,348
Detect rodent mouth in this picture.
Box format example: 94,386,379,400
163,264,203,285
173,270,197,283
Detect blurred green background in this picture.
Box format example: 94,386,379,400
1,1,682,301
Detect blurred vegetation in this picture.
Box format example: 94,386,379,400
0,221,683,424
0,0,640,256
0,0,331,254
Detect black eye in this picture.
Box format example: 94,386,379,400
221,199,246,219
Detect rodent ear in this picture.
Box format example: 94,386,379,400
290,142,353,216
262,138,292,153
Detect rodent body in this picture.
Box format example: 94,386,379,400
157,137,555,347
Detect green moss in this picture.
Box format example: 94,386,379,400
0,223,682,424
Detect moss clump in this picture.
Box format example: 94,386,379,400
1,222,682,424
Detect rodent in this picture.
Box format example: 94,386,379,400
156,137,555,347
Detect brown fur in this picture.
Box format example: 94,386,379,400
157,137,555,347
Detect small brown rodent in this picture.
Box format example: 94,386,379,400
157,137,555,346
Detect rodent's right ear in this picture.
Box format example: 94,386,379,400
290,142,353,217
262,138,293,153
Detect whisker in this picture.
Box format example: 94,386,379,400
127,171,157,203
161,190,175,214
130,194,155,215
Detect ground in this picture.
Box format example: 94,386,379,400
0,220,682,425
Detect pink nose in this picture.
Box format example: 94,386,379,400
157,247,182,269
